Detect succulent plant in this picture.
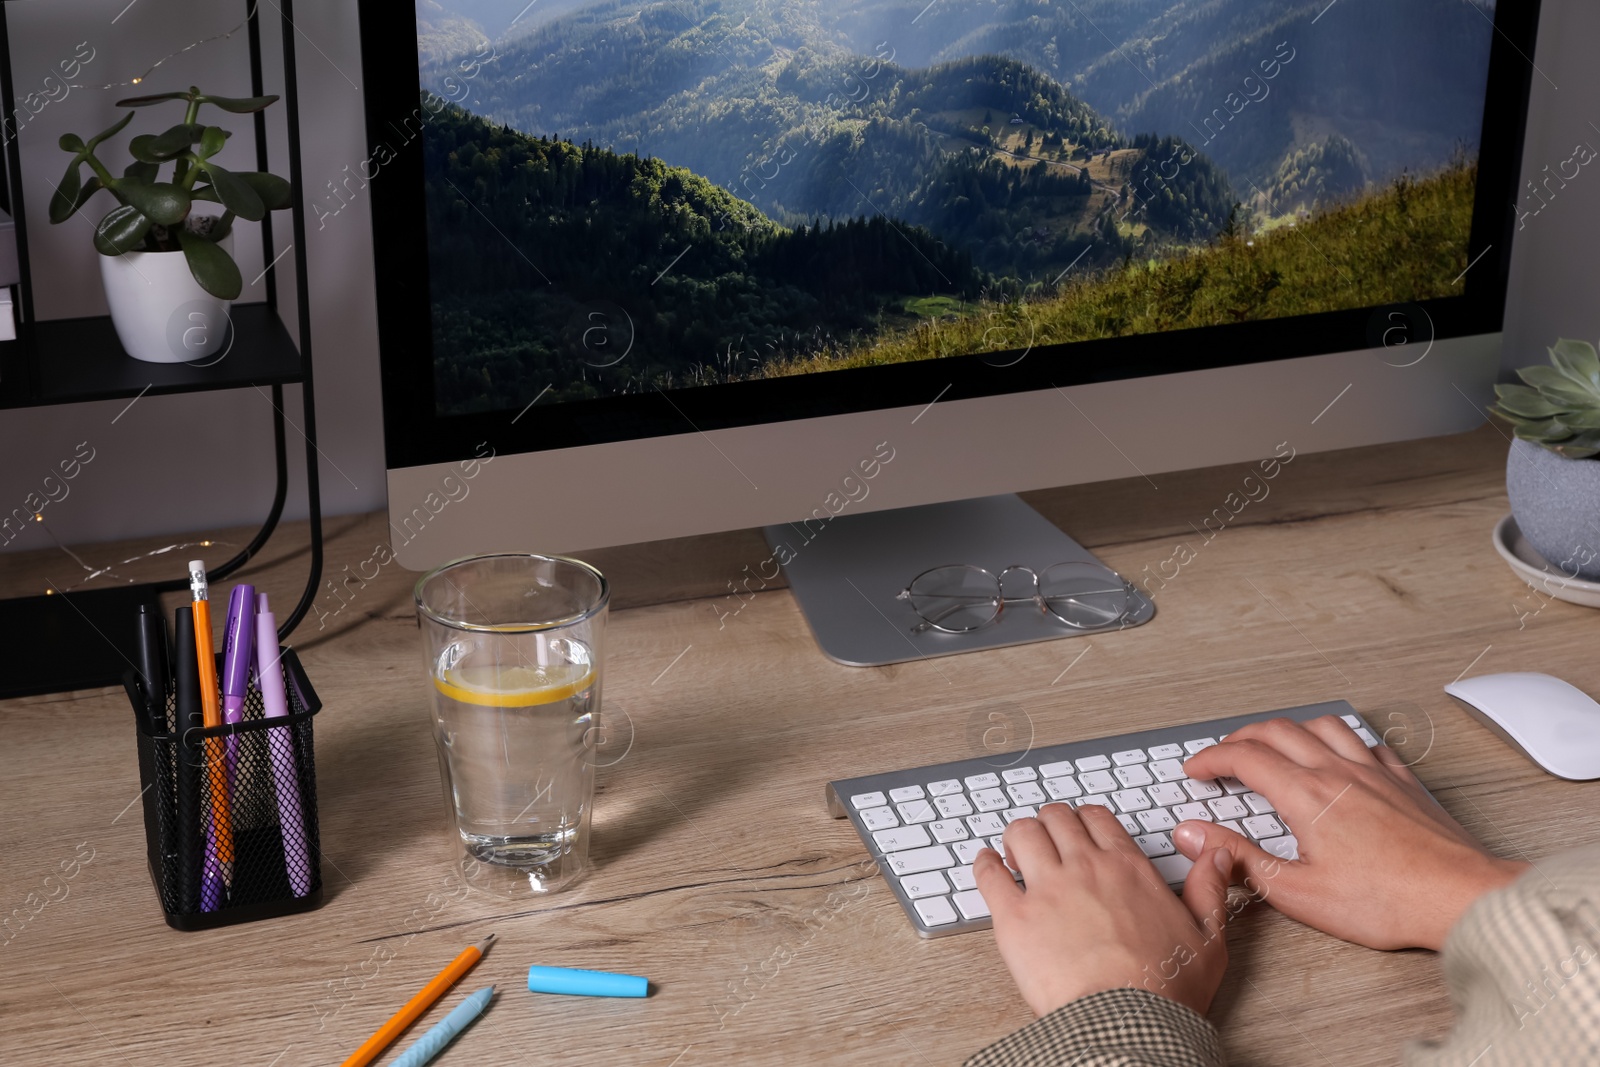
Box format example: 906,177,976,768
48,86,294,301
1489,338,1600,459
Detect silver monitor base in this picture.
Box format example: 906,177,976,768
763,494,1155,667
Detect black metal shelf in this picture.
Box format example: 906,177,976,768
0,0,324,699
0,304,304,409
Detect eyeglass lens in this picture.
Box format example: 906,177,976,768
904,564,1001,632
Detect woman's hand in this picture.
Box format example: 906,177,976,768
1174,715,1528,951
975,801,1235,1018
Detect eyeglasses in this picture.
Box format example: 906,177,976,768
896,561,1133,635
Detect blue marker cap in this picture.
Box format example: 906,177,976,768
528,965,648,998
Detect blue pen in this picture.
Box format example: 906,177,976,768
390,985,495,1067
528,964,649,997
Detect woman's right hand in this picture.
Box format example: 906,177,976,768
1173,715,1527,951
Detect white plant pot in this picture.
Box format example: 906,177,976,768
99,235,233,363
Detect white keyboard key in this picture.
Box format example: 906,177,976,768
952,839,987,865
1075,794,1115,811
951,888,991,920
965,773,1000,790
899,871,950,899
1243,792,1276,815
1183,778,1224,800
1149,759,1187,782
897,799,937,824
1172,802,1213,823
889,785,926,803
971,788,1009,812
873,826,932,852
928,779,964,796
1006,782,1046,806
1340,714,1362,729
1243,815,1286,840
1261,835,1299,860
850,792,886,810
886,845,956,876
1079,770,1117,794
1208,796,1249,821
1148,743,1184,760
1111,788,1152,813
914,895,959,927
1114,764,1154,788
1184,737,1218,754
1112,748,1147,766
1148,782,1187,806
1075,754,1112,772
966,812,1006,836
934,793,974,818
1116,813,1142,835
860,806,898,831
1219,776,1250,795
1043,776,1083,801
1355,727,1379,747
929,819,969,843
1002,767,1038,783
1138,808,1177,832
1038,760,1076,779
1218,819,1244,835
1134,832,1176,858
1003,806,1038,823
988,835,1008,858
1152,853,1194,884
948,864,977,891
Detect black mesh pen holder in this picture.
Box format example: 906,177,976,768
123,647,324,931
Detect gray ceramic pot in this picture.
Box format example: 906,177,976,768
1506,438,1600,580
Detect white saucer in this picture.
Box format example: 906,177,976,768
1493,514,1600,608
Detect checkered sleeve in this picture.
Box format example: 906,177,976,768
1405,845,1600,1066
962,987,1226,1067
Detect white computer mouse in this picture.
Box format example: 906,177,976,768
1444,672,1600,781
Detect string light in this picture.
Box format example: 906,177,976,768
68,1,260,92
26,511,234,592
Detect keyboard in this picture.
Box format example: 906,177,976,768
826,701,1390,938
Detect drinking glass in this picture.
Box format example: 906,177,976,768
415,553,608,896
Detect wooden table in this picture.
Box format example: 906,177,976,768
3,423,1596,1067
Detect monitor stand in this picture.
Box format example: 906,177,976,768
763,494,1155,667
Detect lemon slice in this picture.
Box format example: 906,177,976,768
433,662,594,707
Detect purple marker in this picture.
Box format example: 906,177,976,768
221,584,256,786
255,593,311,897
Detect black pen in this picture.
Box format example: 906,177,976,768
172,606,205,914
134,603,178,898
134,603,171,735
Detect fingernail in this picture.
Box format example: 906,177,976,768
1213,848,1232,874
1173,823,1202,853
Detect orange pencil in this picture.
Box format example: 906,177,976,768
342,934,497,1067
189,561,234,883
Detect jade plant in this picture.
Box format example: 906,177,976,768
48,86,293,300
1489,339,1600,459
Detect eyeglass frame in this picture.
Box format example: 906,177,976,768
894,561,1137,635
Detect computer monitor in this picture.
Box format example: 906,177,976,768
359,0,1538,661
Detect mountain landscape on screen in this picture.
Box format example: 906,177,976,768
409,0,1497,413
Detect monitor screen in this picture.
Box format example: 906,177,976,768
368,0,1535,468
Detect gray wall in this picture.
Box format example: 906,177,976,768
1,0,1596,557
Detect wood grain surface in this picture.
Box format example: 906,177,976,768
3,422,1596,1067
